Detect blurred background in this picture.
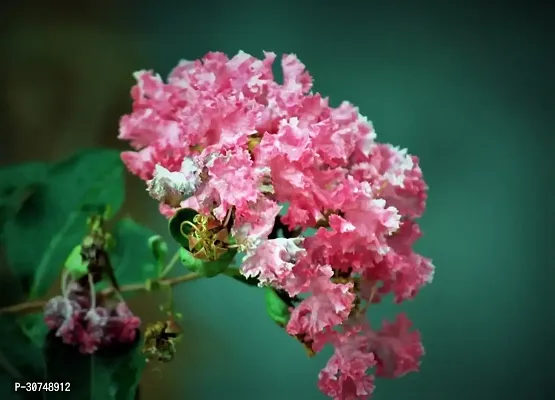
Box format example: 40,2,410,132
1,0,553,399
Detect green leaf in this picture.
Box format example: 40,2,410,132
264,288,291,327
0,374,22,400
223,268,261,287
0,162,48,191
109,218,162,287
44,332,145,400
2,149,125,299
168,208,198,248
18,314,48,350
0,315,45,389
0,162,48,235
179,247,236,278
0,271,46,397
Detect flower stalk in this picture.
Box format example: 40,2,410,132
0,272,202,315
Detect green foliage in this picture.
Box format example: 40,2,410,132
17,314,48,350
0,149,161,399
0,162,48,235
43,332,145,400
0,273,46,394
2,149,125,299
0,315,46,385
264,288,291,327
179,247,236,278
109,217,165,287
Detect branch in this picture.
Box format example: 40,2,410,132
0,272,202,315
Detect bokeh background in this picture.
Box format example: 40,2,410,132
1,0,553,399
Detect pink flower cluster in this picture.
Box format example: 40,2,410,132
118,51,434,399
44,282,140,354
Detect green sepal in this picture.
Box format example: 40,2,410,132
168,208,198,248
179,247,237,278
148,235,168,270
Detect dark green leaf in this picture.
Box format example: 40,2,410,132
44,331,144,400
0,162,48,236
3,149,125,299
179,247,237,278
0,374,23,399
264,288,291,327
0,261,46,399
0,315,45,390
17,314,48,350
0,162,48,190
109,218,161,288
168,208,198,248
0,265,46,391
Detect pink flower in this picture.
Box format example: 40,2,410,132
118,51,434,400
44,297,79,340
315,328,377,400
286,265,355,338
197,147,264,220
121,143,188,182
241,238,305,288
103,303,141,344
368,314,424,378
332,180,400,250
76,309,107,354
350,144,427,218
43,282,141,354
313,314,423,400
255,117,350,229
232,196,282,246
371,220,435,303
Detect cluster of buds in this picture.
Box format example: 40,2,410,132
44,280,140,354
43,214,140,354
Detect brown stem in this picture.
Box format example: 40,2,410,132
0,272,202,315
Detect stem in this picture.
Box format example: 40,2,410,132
358,283,377,316
60,269,71,298
88,274,96,309
160,251,180,278
0,272,202,316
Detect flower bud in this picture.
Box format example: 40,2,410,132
43,282,141,354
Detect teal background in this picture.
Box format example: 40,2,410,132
2,1,553,399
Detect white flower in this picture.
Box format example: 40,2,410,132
147,158,201,206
